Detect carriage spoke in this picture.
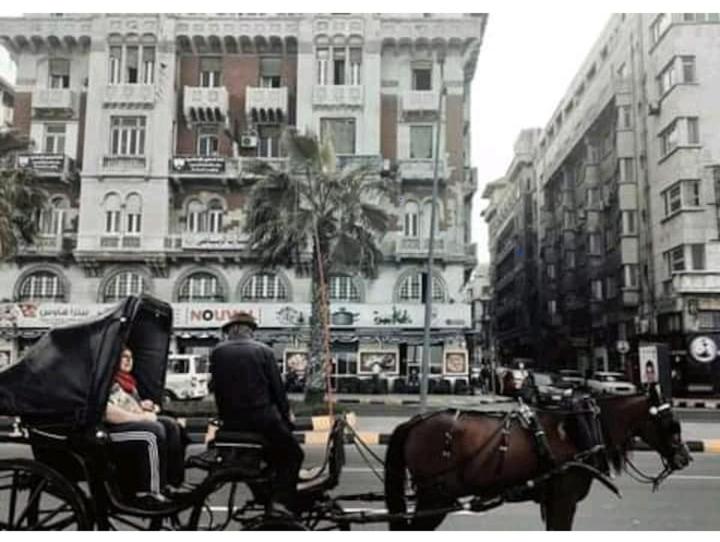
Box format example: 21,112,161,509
7,472,18,528
13,479,47,528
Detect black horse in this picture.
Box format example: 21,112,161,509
385,386,691,530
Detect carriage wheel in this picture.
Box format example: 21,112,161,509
0,458,91,530
242,515,309,531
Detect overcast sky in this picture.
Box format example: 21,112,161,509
470,11,611,263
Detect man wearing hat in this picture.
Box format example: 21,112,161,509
209,311,303,512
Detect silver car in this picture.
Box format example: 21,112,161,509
587,371,637,395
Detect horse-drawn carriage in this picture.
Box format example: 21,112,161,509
0,295,693,530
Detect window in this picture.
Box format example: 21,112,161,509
687,117,699,144
349,47,362,85
623,264,639,288
617,105,632,129
621,211,637,235
103,193,121,234
663,180,701,215
548,300,557,315
320,118,355,155
398,272,444,302
241,273,287,301
605,277,618,299
257,125,280,158
178,272,224,302
660,120,679,156
186,199,205,233
591,280,603,301
698,311,720,330
587,187,600,207
44,124,66,154
410,126,433,159
651,13,670,44
565,251,576,269
316,48,329,85
691,244,706,270
125,46,139,84
658,60,675,95
259,57,282,88
197,128,218,156
333,48,346,85
109,46,122,84
207,199,223,233
412,65,432,91
38,197,67,235
110,117,146,156
329,275,359,302
619,158,635,182
588,232,602,254
125,194,142,234
404,202,419,237
18,271,64,301
668,246,685,273
547,264,556,280
185,199,224,233
681,56,696,83
142,46,155,84
200,57,222,87
103,271,146,303
49,58,70,88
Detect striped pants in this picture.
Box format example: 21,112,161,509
107,416,185,495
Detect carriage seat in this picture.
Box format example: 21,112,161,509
185,430,270,476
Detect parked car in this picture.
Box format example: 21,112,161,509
495,366,528,397
586,371,637,396
532,372,574,404
558,369,585,386
165,354,210,401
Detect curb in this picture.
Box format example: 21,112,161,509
673,399,720,409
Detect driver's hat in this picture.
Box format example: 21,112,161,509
221,311,258,331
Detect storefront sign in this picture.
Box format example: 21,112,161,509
443,349,469,376
16,153,67,172
170,156,226,174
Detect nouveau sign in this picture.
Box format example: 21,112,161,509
0,302,471,330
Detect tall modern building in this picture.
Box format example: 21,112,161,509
485,13,720,390
0,13,485,390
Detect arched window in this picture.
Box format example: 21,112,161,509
38,196,69,235
177,272,225,302
125,193,142,234
404,201,419,237
103,193,122,234
398,272,445,303
103,271,147,303
18,271,65,301
421,200,440,238
241,273,287,301
207,199,223,234
186,199,205,233
329,275,359,302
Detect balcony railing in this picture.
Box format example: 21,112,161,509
104,84,155,107
165,232,249,251
312,85,364,107
245,86,288,120
672,272,720,294
402,90,439,113
102,155,147,172
398,158,446,181
32,88,78,116
17,233,76,255
183,86,229,124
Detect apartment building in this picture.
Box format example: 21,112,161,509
0,13,485,389
482,129,541,364
485,14,720,389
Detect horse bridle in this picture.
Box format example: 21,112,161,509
623,401,686,491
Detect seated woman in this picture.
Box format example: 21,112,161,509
105,346,186,499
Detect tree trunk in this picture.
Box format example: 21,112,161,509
305,237,330,405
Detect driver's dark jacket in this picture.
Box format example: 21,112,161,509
209,338,290,425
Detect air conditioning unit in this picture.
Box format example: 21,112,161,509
648,101,661,116
240,133,258,148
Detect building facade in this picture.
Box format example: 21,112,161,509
485,13,720,391
0,13,485,390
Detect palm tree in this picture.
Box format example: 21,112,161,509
0,134,48,259
244,130,399,404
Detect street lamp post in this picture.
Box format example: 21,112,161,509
420,73,446,413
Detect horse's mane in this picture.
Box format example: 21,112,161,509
596,393,646,474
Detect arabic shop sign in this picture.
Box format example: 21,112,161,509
16,154,67,172
171,156,226,174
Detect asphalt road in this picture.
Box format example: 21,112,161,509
0,437,718,530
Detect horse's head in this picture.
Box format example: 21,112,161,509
636,385,691,472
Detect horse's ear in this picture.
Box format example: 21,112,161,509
648,382,662,404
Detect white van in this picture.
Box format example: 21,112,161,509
165,354,210,401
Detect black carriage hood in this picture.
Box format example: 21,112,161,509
0,295,172,430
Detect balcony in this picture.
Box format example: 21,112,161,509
104,84,155,108
32,89,78,117
102,155,147,173
183,86,229,125
98,235,142,249
396,237,445,258
402,90,439,114
335,154,383,171
672,273,720,294
16,154,74,180
17,233,76,256
165,232,248,251
245,86,288,121
312,85,364,108
398,158,447,182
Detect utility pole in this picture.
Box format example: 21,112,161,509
420,60,446,413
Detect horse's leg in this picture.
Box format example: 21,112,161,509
409,490,452,531
542,478,578,531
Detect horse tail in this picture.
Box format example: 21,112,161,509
385,418,415,530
